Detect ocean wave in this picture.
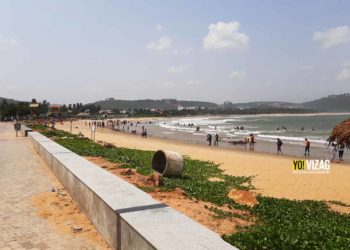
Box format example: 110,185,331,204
233,130,263,136
257,134,327,144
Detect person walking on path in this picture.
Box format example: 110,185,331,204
304,138,311,156
277,138,283,155
214,133,219,146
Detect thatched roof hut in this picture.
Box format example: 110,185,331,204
328,118,350,146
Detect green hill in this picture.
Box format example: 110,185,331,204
0,97,18,104
90,94,350,112
301,93,350,112
91,99,219,110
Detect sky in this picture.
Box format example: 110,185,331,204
0,0,350,104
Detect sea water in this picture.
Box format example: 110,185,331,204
157,113,350,146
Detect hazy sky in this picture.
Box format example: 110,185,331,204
0,0,350,104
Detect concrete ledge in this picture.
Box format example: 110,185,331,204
20,125,33,137
29,132,235,250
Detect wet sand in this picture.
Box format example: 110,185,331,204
56,120,350,204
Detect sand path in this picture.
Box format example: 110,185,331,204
57,121,350,204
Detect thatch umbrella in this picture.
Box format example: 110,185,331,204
328,118,350,146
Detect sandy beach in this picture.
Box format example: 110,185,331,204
56,120,350,204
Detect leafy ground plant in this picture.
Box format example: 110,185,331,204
223,196,350,249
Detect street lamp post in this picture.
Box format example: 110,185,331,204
70,119,73,134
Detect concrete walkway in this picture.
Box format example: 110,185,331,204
0,123,102,250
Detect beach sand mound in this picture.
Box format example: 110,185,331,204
327,202,350,215
85,156,162,187
31,190,110,249
149,188,252,235
228,189,258,207
208,177,225,182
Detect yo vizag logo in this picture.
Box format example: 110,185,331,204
292,159,331,174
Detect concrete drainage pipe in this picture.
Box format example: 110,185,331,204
152,150,184,177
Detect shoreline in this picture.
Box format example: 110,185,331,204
56,120,350,204
83,117,349,162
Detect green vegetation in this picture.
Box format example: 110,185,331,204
0,98,51,118
224,197,350,249
41,129,252,204
29,123,50,131
302,93,350,112
32,126,350,249
0,99,30,117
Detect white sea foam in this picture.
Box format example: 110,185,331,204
193,133,206,136
257,134,327,145
156,113,346,147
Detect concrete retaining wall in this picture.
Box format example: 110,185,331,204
20,125,33,137
29,132,236,250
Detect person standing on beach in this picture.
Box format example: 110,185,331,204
338,142,345,161
214,133,219,146
207,134,212,146
331,143,337,162
249,134,255,151
277,138,283,155
304,138,310,156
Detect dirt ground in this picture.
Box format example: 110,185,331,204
327,202,350,215
30,165,111,249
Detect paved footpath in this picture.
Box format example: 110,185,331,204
0,123,103,250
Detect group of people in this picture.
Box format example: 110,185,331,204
277,126,287,131
276,137,346,162
141,126,148,138
207,133,219,146
84,119,152,138
276,138,312,156
245,134,255,151
175,122,195,128
330,142,346,162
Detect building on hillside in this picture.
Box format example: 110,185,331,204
99,109,113,115
29,103,40,108
76,112,90,117
177,106,196,111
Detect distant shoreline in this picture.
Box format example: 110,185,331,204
122,111,350,119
